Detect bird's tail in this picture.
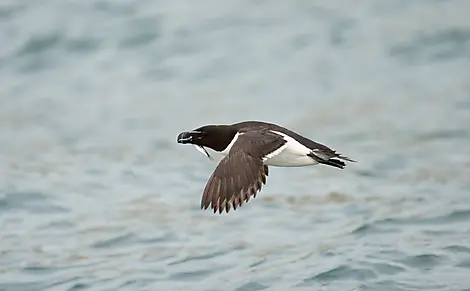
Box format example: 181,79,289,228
318,158,346,169
308,151,356,169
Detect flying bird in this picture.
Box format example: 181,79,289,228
177,121,355,214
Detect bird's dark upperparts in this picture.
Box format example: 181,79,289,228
177,121,356,214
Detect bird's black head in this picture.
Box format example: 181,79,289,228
177,125,237,152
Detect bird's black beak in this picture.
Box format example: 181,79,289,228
177,130,201,144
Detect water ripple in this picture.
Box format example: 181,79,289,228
16,33,61,57
444,245,470,254
91,233,137,249
375,209,470,226
168,250,229,266
400,254,448,270
234,282,268,291
0,191,67,214
369,262,405,275
1,0,470,290
167,269,218,281
390,28,470,64
299,265,377,287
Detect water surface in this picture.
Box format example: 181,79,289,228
1,0,470,290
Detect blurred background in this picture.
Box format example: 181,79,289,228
1,0,470,290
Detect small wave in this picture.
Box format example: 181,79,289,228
261,191,356,206
400,254,448,270
414,129,470,143
21,264,56,275
371,209,470,227
118,17,161,50
45,277,88,291
91,232,137,249
390,28,470,64
68,283,88,291
369,262,405,276
0,4,24,20
360,279,449,291
167,269,218,282
168,250,229,266
456,259,470,269
16,33,61,57
234,282,268,291
299,265,377,286
118,278,156,289
351,223,400,236
0,191,68,214
0,282,47,291
443,245,470,254
249,258,267,268
64,37,101,54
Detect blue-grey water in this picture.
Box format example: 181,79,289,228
1,1,470,290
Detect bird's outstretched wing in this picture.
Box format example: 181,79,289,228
201,130,286,214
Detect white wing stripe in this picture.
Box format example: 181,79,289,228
263,143,288,160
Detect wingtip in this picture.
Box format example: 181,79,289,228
336,152,357,163
204,195,253,215
342,157,357,163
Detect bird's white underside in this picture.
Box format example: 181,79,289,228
263,130,318,167
195,130,318,167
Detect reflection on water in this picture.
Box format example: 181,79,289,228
1,0,470,290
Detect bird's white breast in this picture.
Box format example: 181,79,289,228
263,131,317,167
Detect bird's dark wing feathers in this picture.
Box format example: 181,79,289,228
201,130,286,214
232,121,356,163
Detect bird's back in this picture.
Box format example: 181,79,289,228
231,120,334,153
